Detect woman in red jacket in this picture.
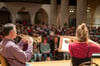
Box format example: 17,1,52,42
69,23,100,66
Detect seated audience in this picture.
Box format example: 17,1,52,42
40,37,53,61
33,43,42,61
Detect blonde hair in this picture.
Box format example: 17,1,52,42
76,23,89,42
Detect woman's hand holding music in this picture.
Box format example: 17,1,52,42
21,38,28,43
88,39,100,46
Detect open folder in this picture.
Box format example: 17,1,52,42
58,36,75,52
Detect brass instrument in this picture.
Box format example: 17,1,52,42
17,34,42,43
17,34,29,40
17,34,33,44
32,36,42,43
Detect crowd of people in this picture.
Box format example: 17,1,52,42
14,23,75,61
0,23,100,66
0,23,76,62
15,23,100,44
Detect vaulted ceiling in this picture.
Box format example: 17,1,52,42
0,0,52,4
0,0,76,5
87,0,100,9
0,0,99,8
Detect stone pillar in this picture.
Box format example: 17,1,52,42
77,0,87,26
5,3,20,24
42,5,51,25
9,11,18,24
12,14,16,24
50,0,57,26
90,8,96,26
30,14,35,25
60,0,69,26
28,10,37,25
28,9,37,25
27,4,41,25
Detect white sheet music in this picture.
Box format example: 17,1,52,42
61,38,70,51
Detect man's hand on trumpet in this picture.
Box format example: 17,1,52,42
18,34,33,45
27,37,34,45
21,38,28,43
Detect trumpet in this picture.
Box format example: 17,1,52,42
33,36,42,43
17,34,42,43
17,34,33,44
17,34,29,39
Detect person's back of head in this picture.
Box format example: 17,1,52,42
76,23,89,42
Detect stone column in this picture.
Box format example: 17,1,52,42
28,9,38,25
5,3,20,24
60,0,69,26
90,8,96,26
12,14,16,24
27,4,41,25
9,11,17,24
30,14,35,25
77,0,87,26
50,0,57,26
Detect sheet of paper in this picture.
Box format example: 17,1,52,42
61,38,70,51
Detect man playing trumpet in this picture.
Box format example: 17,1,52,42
0,23,33,66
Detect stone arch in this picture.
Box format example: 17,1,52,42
34,8,48,24
0,7,12,25
0,3,6,9
94,5,100,25
16,7,31,26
